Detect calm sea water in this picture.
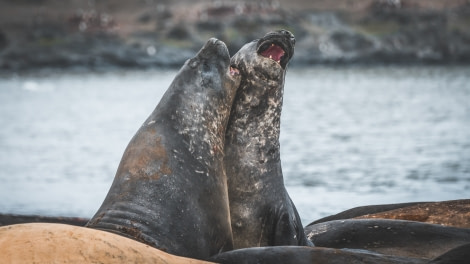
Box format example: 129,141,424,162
1,66,469,225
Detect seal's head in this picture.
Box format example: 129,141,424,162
228,30,295,132
173,38,241,103
230,30,295,82
158,38,241,157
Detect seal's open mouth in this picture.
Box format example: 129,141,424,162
259,43,285,65
256,30,295,69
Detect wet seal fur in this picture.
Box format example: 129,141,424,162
304,219,470,259
225,30,311,248
86,38,241,260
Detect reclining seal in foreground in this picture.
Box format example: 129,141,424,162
304,218,470,259
0,223,211,264
86,38,241,260
224,30,311,248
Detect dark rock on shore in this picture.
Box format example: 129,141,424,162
0,213,88,227
0,0,469,72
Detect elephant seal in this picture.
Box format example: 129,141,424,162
86,38,241,260
354,199,470,228
0,223,212,264
309,202,422,225
225,30,311,248
305,219,470,259
209,246,427,264
309,199,470,228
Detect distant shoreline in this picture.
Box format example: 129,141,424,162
1,0,469,73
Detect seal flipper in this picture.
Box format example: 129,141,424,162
273,196,313,246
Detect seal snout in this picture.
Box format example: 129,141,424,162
256,30,295,69
200,38,230,62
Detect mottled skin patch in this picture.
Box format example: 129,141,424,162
225,30,311,248
309,199,470,229
354,199,470,229
87,38,241,260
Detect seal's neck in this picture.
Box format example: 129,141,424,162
225,73,285,187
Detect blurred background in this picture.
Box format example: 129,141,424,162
1,0,469,224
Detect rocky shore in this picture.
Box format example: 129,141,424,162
1,0,469,72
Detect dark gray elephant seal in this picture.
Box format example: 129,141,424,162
209,246,428,264
86,38,241,260
225,30,311,248
305,219,470,259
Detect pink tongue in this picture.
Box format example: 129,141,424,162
260,44,285,62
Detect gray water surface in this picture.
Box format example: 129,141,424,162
1,66,469,224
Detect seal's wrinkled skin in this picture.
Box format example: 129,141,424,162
225,30,311,248
86,38,240,260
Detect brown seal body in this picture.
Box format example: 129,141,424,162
0,223,213,264
353,199,470,228
225,30,311,248
86,38,240,260
309,199,470,229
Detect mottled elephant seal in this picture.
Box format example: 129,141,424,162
224,30,311,248
0,223,212,264
305,219,470,259
309,199,470,228
86,38,241,260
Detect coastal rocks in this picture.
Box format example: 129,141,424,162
1,1,469,72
